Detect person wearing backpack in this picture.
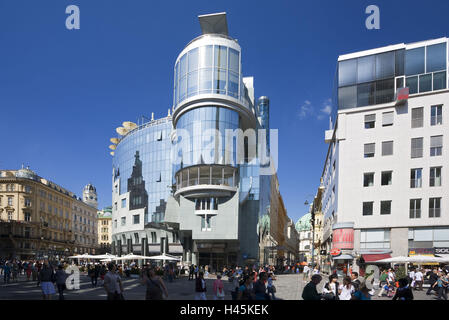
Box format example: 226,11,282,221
142,267,168,300
39,259,56,300
195,272,207,300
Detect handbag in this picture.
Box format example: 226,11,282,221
323,292,336,300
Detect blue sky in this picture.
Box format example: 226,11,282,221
1,0,448,223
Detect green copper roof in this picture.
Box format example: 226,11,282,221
295,213,311,232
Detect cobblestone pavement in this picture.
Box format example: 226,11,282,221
0,272,441,300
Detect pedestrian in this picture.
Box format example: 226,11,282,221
213,274,225,300
39,259,56,300
26,263,32,281
414,268,424,291
352,284,372,300
302,274,322,300
195,272,207,300
426,269,439,295
322,274,339,300
432,272,448,300
3,262,11,284
231,272,240,300
339,276,355,300
142,267,168,300
237,276,255,300
254,272,270,300
351,272,361,291
408,268,416,287
194,265,199,280
392,278,414,300
377,269,389,297
188,264,194,280
302,264,310,282
267,272,276,300
103,263,124,300
55,265,67,300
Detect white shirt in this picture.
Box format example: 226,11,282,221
388,272,395,282
303,266,310,273
338,284,355,300
323,282,337,294
409,271,415,280
104,271,122,294
415,271,423,281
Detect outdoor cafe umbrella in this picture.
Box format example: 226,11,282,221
89,253,117,260
114,253,150,261
407,255,448,263
147,253,181,261
67,253,95,260
375,256,410,263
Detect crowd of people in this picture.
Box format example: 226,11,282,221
301,265,449,301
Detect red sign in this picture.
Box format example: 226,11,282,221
332,228,354,250
330,248,341,256
396,87,409,104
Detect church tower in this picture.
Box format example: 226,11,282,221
83,183,98,208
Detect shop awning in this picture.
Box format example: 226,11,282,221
362,253,391,262
332,254,353,260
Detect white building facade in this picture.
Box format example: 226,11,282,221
321,37,449,273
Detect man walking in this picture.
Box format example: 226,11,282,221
414,268,424,291
104,263,124,300
39,259,56,300
302,274,322,300
302,264,310,282
426,269,439,295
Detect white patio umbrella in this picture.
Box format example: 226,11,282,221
89,253,117,260
375,256,410,263
147,253,181,261
67,253,94,260
407,255,447,263
114,253,149,261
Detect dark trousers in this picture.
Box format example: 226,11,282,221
91,276,97,287
437,287,447,300
189,272,193,280
107,292,124,300
427,283,436,294
57,284,65,300
3,273,10,283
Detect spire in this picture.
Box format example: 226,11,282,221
151,112,154,121
168,108,171,117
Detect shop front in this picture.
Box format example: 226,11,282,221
331,222,355,276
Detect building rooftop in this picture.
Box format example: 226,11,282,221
295,213,311,232
198,12,228,36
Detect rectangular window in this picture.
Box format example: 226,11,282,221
430,167,442,187
426,43,447,73
405,47,425,76
114,220,117,228
363,173,374,187
419,74,432,93
8,197,13,206
338,85,357,109
430,135,443,156
381,171,392,186
134,233,139,244
382,141,393,156
433,71,447,91
406,76,418,94
24,212,31,222
429,198,441,218
411,108,423,128
382,111,394,126
121,217,126,226
364,114,376,129
410,168,422,188
360,229,391,249
410,199,421,219
339,59,357,87
121,198,126,208
358,82,375,107
364,143,375,158
133,214,140,224
411,138,423,158
363,202,373,216
380,201,392,215
114,202,117,211
431,105,443,126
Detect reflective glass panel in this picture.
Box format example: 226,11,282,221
214,45,227,69
338,85,357,109
229,48,239,73
187,70,198,97
433,71,447,90
188,48,198,73
199,68,212,93
357,55,376,83
375,78,394,104
426,43,446,72
199,45,213,68
419,73,432,93
405,47,425,76
395,49,405,76
357,82,375,107
179,54,187,78
338,59,357,86
376,51,395,79
406,76,418,94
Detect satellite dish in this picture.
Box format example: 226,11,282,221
116,127,128,136
109,145,116,150
110,138,119,144
122,121,137,130
110,151,115,156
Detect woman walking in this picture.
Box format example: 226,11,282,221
213,274,225,300
142,267,168,300
195,272,207,300
338,276,355,300
322,274,339,300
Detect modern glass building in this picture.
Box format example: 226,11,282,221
110,13,284,268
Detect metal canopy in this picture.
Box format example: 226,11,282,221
198,12,228,36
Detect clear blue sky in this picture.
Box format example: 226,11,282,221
1,0,448,223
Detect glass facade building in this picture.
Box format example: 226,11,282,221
338,39,447,110
112,117,173,223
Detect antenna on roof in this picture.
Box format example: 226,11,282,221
151,112,154,121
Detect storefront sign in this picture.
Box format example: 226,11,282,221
332,228,354,250
409,248,434,255
435,248,449,254
330,248,341,256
